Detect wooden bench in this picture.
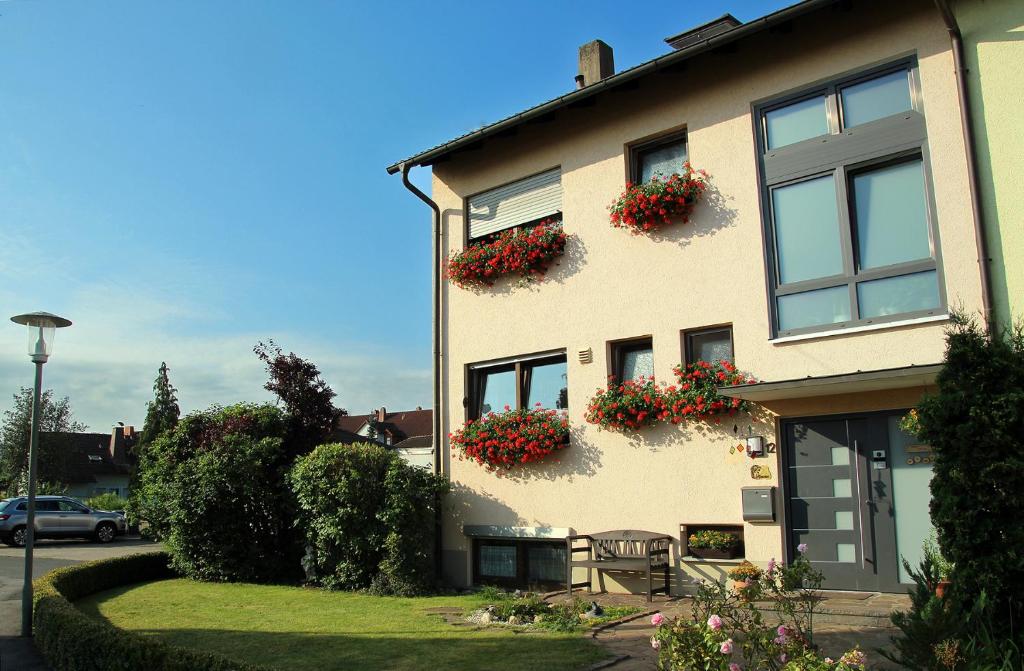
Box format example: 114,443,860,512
566,530,672,602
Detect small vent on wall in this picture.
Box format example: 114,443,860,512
578,347,593,364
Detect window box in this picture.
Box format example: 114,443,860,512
681,524,745,560
447,219,567,289
609,163,709,234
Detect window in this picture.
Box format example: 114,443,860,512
59,500,88,513
611,337,654,382
35,500,59,512
466,168,562,242
631,132,687,183
472,539,567,588
468,352,568,419
684,326,734,365
756,60,944,337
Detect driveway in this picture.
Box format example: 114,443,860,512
0,537,163,671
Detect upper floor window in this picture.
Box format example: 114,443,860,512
631,132,687,183
755,60,945,338
684,326,733,365
466,168,562,243
611,337,654,382
469,352,568,418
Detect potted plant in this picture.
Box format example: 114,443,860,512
446,219,567,288
687,529,741,560
584,376,667,431
449,406,570,471
923,532,954,598
663,360,755,424
608,163,709,234
727,560,762,597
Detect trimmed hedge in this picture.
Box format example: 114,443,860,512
33,552,271,671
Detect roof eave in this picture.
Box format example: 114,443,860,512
385,0,839,175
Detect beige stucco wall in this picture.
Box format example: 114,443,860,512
955,0,1024,324
431,1,982,591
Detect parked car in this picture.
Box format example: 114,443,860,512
0,495,127,546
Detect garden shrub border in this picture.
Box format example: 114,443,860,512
33,551,271,671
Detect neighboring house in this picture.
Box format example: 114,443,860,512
333,407,433,468
389,0,1003,594
954,0,1024,323
47,425,138,500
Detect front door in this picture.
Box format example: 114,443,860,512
783,414,902,592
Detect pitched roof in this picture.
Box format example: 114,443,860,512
332,409,432,446
41,431,136,484
392,435,433,450
385,0,839,175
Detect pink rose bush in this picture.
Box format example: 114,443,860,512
651,546,869,670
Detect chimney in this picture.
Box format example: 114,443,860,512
376,407,387,422
577,40,614,88
109,426,126,464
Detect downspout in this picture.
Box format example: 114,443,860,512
399,161,445,582
934,0,995,334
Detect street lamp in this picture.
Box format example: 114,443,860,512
10,311,71,637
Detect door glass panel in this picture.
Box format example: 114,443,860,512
888,415,936,583
527,545,566,582
479,368,516,415
830,446,850,466
832,479,852,498
639,140,687,182
836,543,857,563
621,347,654,381
527,360,568,410
853,160,930,269
688,329,733,364
479,545,516,578
765,96,829,149
857,270,940,319
772,175,843,284
777,286,852,332
841,70,912,128
835,511,854,530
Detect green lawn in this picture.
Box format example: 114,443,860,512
77,579,609,671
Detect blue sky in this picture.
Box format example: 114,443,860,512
0,0,788,430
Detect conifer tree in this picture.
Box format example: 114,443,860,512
140,362,180,445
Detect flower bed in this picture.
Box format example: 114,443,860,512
446,219,567,288
584,361,755,432
608,163,709,234
449,407,569,470
584,376,666,431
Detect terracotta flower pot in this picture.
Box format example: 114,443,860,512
935,579,952,599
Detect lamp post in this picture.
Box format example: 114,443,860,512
10,311,71,637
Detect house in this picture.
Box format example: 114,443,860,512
388,0,1005,595
333,407,434,468
50,425,138,500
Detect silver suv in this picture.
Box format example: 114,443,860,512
0,495,127,546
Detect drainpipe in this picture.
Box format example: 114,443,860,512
399,161,445,583
934,0,995,334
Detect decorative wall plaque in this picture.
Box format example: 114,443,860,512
750,464,772,479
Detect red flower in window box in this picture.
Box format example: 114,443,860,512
584,376,667,431
450,407,570,471
608,163,709,234
662,359,756,423
445,219,568,289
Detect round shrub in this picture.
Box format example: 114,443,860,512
289,442,448,594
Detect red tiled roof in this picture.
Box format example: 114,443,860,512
333,409,432,446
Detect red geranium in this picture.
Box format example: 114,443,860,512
608,163,709,234
446,219,567,289
662,359,756,423
450,406,569,470
584,376,668,431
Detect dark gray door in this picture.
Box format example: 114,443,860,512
783,415,900,592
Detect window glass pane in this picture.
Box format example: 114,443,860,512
772,176,843,284
621,346,654,381
832,478,852,498
479,368,516,416
527,545,566,582
765,96,829,149
639,140,687,182
857,270,940,319
853,160,930,270
688,329,733,364
841,70,912,128
777,286,852,332
527,359,568,411
478,545,516,578
836,543,857,563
